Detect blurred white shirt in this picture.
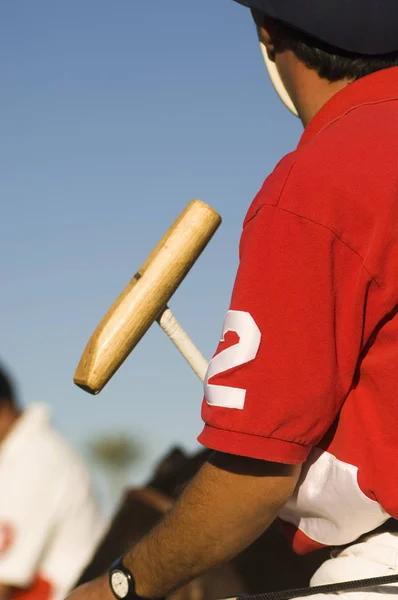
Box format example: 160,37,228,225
0,403,106,600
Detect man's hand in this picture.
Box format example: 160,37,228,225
0,584,12,600
66,575,112,600
69,451,301,600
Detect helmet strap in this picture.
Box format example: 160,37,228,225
259,39,299,117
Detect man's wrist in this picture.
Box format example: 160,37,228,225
109,556,164,600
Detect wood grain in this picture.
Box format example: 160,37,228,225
74,200,221,394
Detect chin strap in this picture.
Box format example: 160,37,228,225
259,40,299,117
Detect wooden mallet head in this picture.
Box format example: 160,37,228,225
74,200,221,395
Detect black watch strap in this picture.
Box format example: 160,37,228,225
109,557,164,600
109,557,138,600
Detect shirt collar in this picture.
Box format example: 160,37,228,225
298,67,398,148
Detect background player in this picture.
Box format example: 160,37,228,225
0,364,106,600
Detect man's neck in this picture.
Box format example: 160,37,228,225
0,405,20,444
276,52,352,127
297,70,351,127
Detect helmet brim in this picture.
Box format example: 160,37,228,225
234,0,398,55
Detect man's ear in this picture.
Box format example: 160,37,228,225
256,24,276,62
251,10,277,62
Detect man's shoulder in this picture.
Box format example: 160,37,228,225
0,404,90,488
245,103,398,246
30,421,92,491
243,151,298,226
35,423,87,473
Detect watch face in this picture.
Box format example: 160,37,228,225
111,570,129,599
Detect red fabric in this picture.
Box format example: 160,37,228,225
198,67,398,551
12,576,52,600
0,523,14,555
278,520,328,555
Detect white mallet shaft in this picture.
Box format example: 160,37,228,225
157,307,208,382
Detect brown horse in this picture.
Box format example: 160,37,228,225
76,447,330,599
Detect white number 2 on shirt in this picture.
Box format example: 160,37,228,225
204,310,261,410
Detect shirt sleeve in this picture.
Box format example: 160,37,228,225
198,203,370,464
0,456,58,587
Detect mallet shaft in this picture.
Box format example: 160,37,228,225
157,307,208,382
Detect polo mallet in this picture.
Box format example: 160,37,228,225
74,200,221,394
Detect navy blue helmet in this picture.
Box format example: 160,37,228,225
233,0,398,55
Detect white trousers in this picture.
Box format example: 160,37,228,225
295,532,398,599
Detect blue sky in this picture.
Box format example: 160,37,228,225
1,1,302,508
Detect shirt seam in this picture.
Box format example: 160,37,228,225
245,201,381,289
202,423,309,449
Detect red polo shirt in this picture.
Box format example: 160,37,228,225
198,67,398,553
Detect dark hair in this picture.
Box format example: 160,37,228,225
0,364,15,405
252,9,398,82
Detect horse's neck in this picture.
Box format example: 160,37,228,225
147,448,211,499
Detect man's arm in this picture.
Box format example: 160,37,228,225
123,451,300,599
0,585,12,600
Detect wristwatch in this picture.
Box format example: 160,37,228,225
109,557,142,600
